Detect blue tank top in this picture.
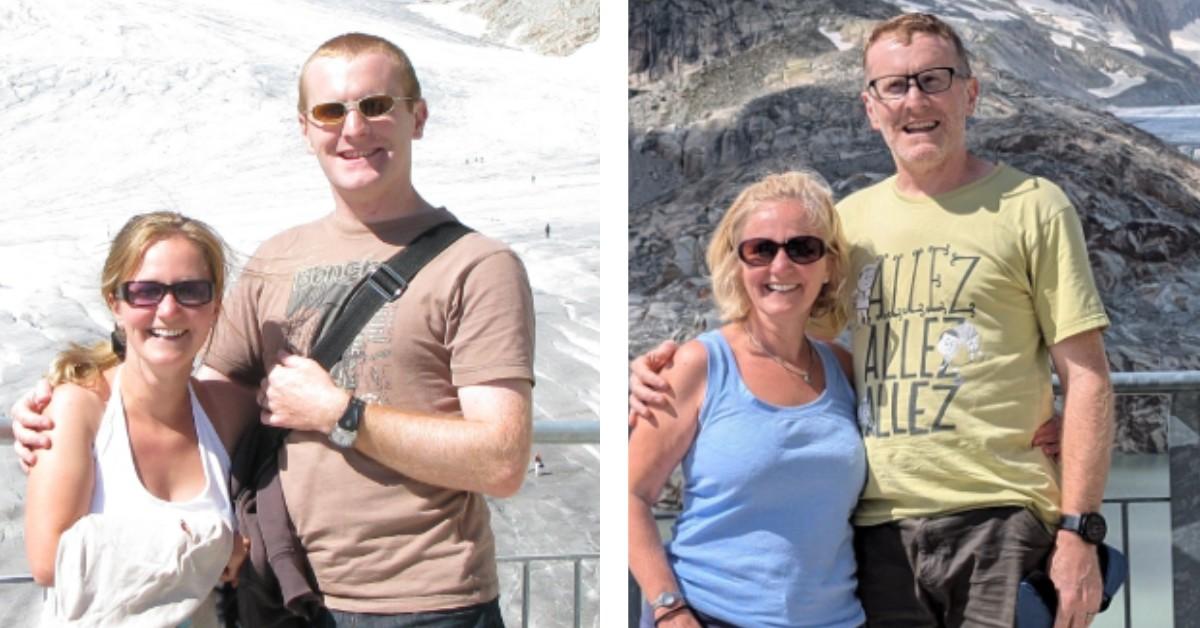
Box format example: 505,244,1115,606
666,330,866,627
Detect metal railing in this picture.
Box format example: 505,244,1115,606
1104,495,1169,628
502,420,600,627
498,552,599,627
631,371,1198,628
531,419,600,444
0,420,602,625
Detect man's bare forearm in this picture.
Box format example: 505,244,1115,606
1052,330,1114,514
354,380,532,497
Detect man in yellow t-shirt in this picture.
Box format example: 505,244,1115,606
631,13,1114,627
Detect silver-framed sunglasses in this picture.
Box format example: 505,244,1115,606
307,94,413,124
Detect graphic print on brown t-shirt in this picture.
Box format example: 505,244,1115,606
279,260,396,396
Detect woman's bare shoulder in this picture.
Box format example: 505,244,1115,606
665,337,710,379
45,382,106,437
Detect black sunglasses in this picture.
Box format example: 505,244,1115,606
119,280,215,307
308,94,413,125
737,236,827,267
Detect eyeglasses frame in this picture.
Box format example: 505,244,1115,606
865,66,967,101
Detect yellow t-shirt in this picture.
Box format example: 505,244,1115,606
837,164,1109,526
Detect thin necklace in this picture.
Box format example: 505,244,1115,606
742,322,814,384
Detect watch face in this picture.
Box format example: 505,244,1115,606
330,426,356,448
653,592,681,608
1083,515,1107,543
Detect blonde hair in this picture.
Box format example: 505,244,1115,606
705,171,851,336
48,212,229,387
863,13,972,77
298,32,422,115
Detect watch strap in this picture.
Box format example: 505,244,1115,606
653,604,691,626
338,396,365,432
1060,512,1105,544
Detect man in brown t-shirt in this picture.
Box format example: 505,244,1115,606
14,33,534,625
206,33,534,623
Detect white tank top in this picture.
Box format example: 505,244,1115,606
90,368,234,530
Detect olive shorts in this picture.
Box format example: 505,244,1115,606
854,506,1056,628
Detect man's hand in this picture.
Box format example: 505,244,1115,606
11,379,55,473
628,340,679,426
259,352,349,434
1032,412,1063,461
219,534,251,586
1048,531,1102,628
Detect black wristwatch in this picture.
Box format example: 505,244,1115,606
329,396,365,449
1059,512,1107,544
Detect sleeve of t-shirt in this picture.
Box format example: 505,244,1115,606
447,249,536,388
1029,203,1110,346
204,263,267,388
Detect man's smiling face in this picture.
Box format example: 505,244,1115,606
861,32,979,177
299,51,427,201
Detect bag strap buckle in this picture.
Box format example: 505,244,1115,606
366,262,408,301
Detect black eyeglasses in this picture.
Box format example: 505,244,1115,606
119,280,215,307
737,236,827,267
307,94,413,125
867,67,963,101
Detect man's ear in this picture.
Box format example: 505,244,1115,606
861,91,882,131
412,100,428,139
298,114,315,153
965,77,980,117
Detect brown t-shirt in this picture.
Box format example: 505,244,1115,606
205,207,535,613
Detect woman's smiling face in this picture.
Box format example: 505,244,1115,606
738,198,830,321
110,235,218,371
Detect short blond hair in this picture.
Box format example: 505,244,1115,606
705,171,850,336
298,32,422,115
863,13,972,77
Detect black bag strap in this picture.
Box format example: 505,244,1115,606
310,220,473,370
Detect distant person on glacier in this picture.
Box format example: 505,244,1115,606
14,32,534,627
628,12,1114,627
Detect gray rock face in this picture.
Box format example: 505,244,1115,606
629,0,1200,453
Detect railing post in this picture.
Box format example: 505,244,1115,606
1120,501,1131,628
574,558,583,628
521,560,531,627
1170,390,1200,628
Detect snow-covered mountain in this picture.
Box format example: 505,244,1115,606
891,0,1200,105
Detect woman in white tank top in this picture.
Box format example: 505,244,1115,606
24,212,249,626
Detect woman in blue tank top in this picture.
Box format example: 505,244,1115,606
629,172,867,627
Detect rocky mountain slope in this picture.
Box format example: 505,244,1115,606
466,0,598,55
629,0,1200,452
